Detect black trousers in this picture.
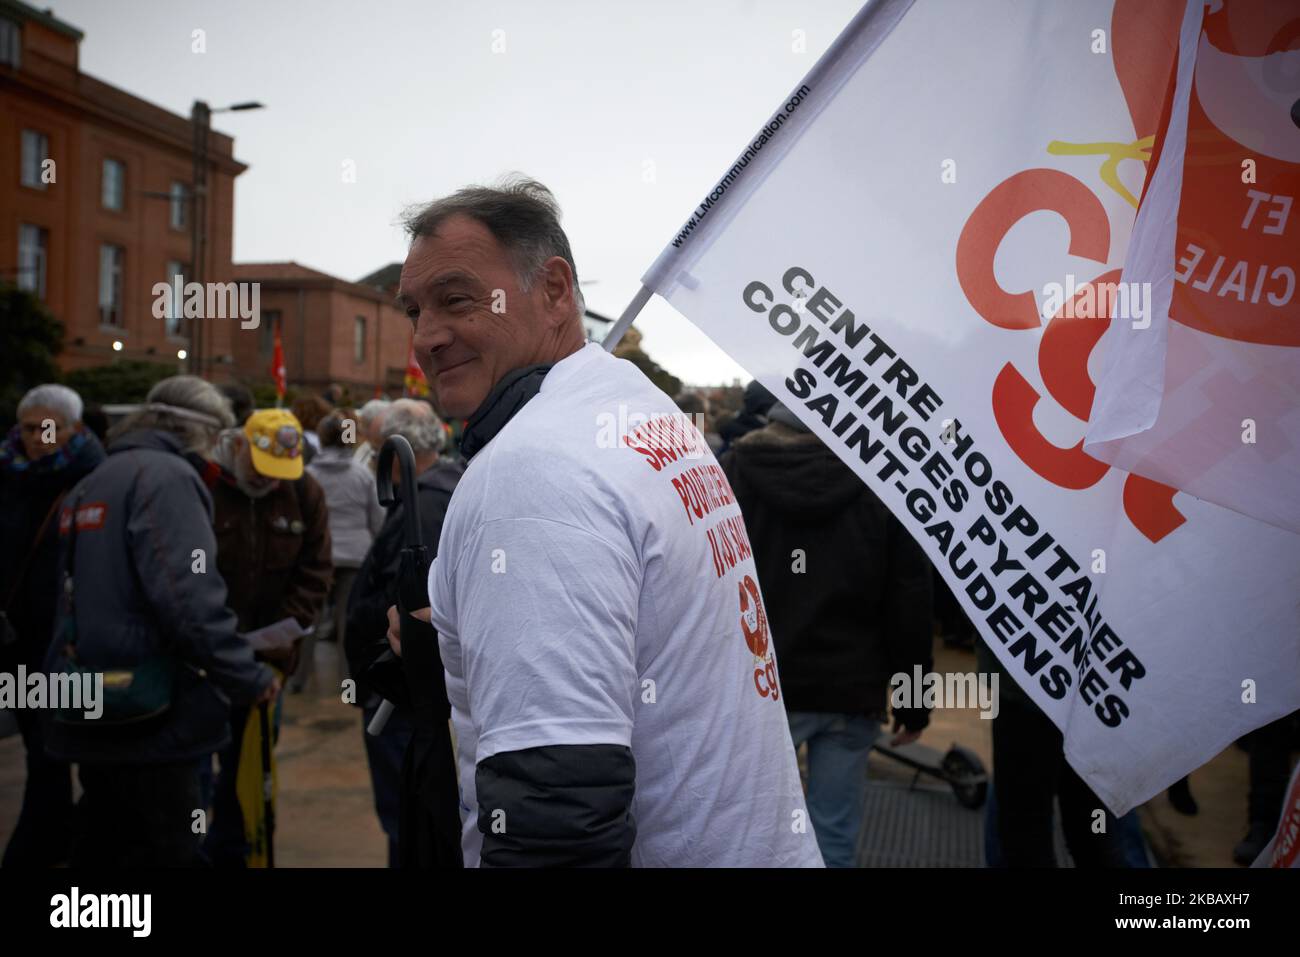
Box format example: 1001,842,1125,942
1247,713,1298,828
74,761,203,867
2,708,74,868
992,692,1128,868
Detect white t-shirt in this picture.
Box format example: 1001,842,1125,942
428,342,823,867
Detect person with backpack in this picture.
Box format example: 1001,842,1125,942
41,376,278,867
204,408,332,866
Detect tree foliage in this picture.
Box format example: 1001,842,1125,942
0,283,64,426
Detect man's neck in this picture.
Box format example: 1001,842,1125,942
535,323,586,367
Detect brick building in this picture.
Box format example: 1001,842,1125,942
0,0,245,377
1,0,617,404
232,261,411,399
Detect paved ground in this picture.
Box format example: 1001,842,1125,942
0,640,1274,867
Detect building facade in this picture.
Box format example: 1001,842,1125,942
0,0,244,376
231,262,411,399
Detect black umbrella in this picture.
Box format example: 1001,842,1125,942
366,435,463,867
367,435,430,734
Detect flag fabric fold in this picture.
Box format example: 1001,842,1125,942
1085,0,1300,535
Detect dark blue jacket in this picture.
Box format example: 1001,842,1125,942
43,430,274,764
0,428,105,671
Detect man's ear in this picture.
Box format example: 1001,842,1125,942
537,255,576,327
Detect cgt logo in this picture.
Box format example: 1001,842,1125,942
739,574,780,701
953,0,1198,545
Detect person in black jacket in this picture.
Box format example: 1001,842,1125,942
41,376,278,868
0,384,104,868
346,399,463,867
718,379,775,455
723,401,933,867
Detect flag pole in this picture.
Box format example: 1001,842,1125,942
602,284,652,353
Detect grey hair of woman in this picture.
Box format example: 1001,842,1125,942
381,398,446,456
108,375,235,453
357,398,391,429
18,383,84,424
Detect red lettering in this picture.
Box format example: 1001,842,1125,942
956,168,1110,331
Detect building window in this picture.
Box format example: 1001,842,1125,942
20,130,47,189
354,316,366,363
102,158,125,210
164,260,186,336
17,224,48,299
260,310,281,356
98,244,124,327
0,17,19,68
169,181,187,230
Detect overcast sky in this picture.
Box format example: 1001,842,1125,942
48,0,865,386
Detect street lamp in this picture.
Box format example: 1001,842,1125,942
188,99,264,377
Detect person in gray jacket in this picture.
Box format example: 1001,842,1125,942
297,409,386,692
43,376,278,867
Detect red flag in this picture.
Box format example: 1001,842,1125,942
270,320,287,401
403,333,429,398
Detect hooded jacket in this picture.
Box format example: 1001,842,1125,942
42,430,274,764
723,418,933,728
306,445,385,569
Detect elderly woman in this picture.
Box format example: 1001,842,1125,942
0,384,105,867
352,398,392,474
298,409,385,693
41,375,278,867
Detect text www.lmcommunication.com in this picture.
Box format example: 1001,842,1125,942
670,84,812,248
1114,916,1250,930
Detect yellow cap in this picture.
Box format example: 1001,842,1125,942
244,409,305,480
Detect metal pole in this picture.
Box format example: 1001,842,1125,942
189,100,210,377
602,284,653,354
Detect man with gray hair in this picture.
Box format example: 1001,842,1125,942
388,177,820,867
381,399,445,462
42,376,278,867
347,396,463,866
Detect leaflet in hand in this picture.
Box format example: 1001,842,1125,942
243,617,309,653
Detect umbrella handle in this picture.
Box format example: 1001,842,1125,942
367,698,395,736
376,436,423,546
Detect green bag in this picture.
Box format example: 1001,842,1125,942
53,491,176,726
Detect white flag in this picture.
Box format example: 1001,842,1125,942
639,0,1300,815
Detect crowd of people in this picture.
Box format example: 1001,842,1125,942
2,177,1295,868
0,375,467,866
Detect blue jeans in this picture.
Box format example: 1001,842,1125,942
787,711,881,868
